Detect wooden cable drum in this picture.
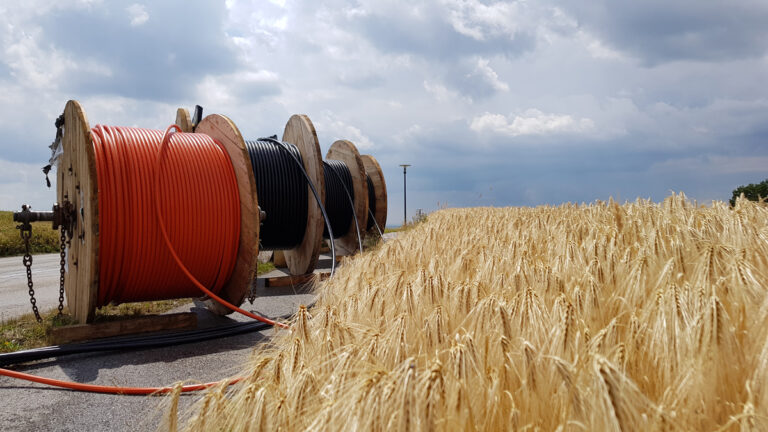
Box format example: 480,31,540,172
361,154,387,233
324,140,368,255
176,109,324,276
59,100,258,323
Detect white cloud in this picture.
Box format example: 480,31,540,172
442,0,536,41
316,112,375,150
423,80,463,102
470,58,509,92
126,4,148,27
470,109,595,137
194,70,280,106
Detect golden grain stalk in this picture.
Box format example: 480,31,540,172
168,193,768,431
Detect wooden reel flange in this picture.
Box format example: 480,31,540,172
58,100,99,323
361,154,388,232
192,114,260,314
326,140,369,255
280,115,326,275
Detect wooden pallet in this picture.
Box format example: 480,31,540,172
47,312,197,345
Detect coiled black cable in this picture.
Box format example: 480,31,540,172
323,160,355,239
366,174,376,230
245,140,308,249
257,136,338,268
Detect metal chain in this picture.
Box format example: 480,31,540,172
248,278,257,304
58,228,66,316
20,228,42,323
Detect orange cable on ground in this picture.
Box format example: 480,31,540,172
0,368,242,395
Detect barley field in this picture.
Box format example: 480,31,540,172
168,194,768,431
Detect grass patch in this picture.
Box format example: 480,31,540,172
0,309,78,353
258,261,275,275
0,299,191,352
0,258,280,352
0,210,59,257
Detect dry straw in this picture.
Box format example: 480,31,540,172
167,193,768,431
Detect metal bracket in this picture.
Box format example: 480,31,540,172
14,201,76,241
191,105,203,132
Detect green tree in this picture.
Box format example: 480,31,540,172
730,179,768,206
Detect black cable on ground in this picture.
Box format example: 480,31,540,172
0,319,273,367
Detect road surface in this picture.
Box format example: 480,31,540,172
0,255,319,431
0,254,62,321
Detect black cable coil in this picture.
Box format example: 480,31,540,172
366,174,376,230
245,139,308,249
323,160,355,239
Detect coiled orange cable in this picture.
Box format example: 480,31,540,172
92,125,240,305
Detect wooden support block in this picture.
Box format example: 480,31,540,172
264,272,330,288
273,250,287,267
47,312,198,345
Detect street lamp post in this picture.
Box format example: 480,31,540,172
399,164,411,227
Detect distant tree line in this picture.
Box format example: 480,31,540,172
730,179,768,206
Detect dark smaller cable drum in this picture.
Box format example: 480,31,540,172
323,160,355,239
245,140,308,250
366,174,376,230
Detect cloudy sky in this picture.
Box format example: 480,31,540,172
1,1,766,224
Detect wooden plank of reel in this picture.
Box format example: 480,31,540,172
326,140,369,255
175,108,194,133
48,313,197,345
361,154,388,233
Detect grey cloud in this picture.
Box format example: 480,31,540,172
39,1,239,101
561,0,768,65
354,7,536,61
336,73,386,90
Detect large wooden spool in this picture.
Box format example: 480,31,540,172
57,101,259,323
326,140,368,255
361,154,387,232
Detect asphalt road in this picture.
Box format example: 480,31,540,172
0,254,319,431
0,254,62,321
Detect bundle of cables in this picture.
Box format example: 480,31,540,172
0,124,337,395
